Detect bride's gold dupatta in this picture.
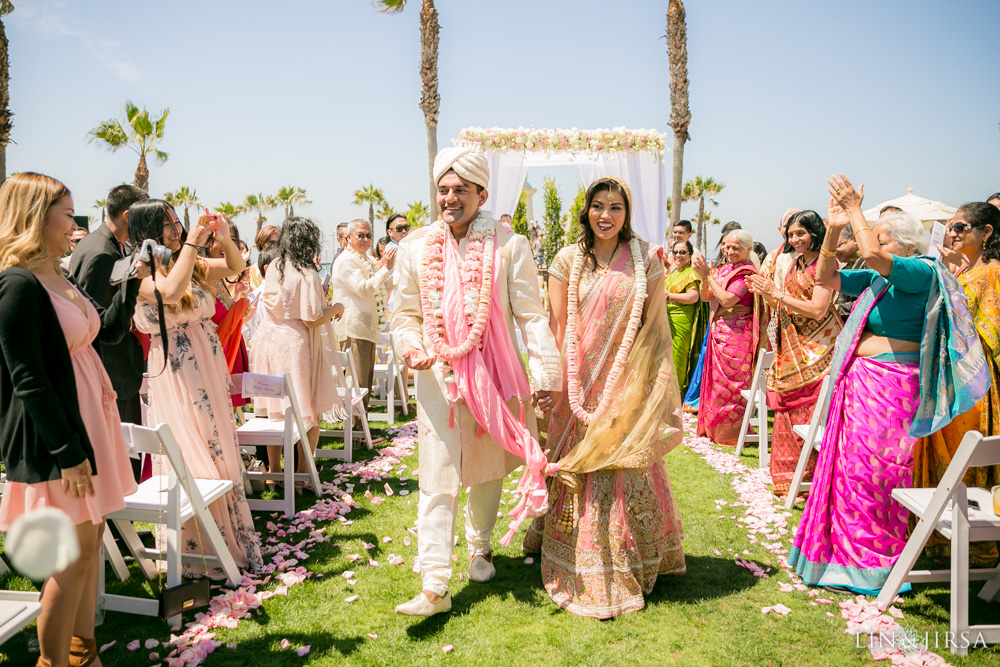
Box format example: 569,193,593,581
554,250,685,489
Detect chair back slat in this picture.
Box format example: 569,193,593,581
967,436,1000,469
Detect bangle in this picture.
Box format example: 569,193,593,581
184,242,204,250
853,225,875,236
820,247,836,258
777,291,786,303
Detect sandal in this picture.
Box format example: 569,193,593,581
69,636,99,667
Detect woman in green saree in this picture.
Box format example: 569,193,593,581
665,240,708,396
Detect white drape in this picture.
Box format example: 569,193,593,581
482,150,669,247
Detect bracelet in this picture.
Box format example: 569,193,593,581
819,247,836,258
184,242,204,250
853,225,875,236
777,291,786,303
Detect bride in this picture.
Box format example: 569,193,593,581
524,176,686,618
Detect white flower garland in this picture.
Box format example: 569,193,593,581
565,238,647,425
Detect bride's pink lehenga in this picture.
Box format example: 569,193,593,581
524,240,686,619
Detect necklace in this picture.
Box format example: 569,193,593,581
565,238,647,425
418,212,496,362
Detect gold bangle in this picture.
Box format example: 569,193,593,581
853,225,875,235
819,247,836,258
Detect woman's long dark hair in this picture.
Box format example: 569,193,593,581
959,201,1000,262
784,210,825,253
277,217,322,282
127,199,177,249
577,178,634,271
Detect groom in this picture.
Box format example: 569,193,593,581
391,147,562,617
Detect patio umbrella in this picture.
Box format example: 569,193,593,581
863,188,957,228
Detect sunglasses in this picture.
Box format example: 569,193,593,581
948,221,972,234
354,233,373,240
673,250,690,256
392,225,410,233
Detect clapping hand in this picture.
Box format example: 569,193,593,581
937,244,967,274
826,196,851,232
691,253,712,279
747,273,779,300
382,246,398,271
828,173,864,211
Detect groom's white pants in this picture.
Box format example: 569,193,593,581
417,478,503,596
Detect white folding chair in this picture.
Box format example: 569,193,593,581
103,423,242,626
318,348,374,456
0,590,41,645
876,431,1000,655
235,373,324,518
369,332,410,425
735,349,775,468
784,375,833,509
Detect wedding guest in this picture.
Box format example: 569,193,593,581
330,218,395,411
914,201,1000,564
694,229,759,445
250,217,344,484
988,193,1000,210
386,213,410,247
525,176,685,618
374,236,390,260
248,224,280,289
129,200,263,575
789,175,987,595
712,221,742,265
879,204,904,217
748,210,841,497
0,173,143,667
664,239,706,394
666,219,693,270
242,245,278,350
69,184,149,429
206,222,252,407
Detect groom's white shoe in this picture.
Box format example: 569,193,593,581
468,553,496,583
395,591,452,617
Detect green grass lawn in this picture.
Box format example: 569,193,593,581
1,411,997,666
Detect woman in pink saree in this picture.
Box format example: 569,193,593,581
524,177,685,619
748,210,841,497
789,178,988,595
694,230,759,445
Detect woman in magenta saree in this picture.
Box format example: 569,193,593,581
788,180,989,595
694,230,759,446
525,178,685,619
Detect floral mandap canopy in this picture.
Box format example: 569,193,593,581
456,127,670,246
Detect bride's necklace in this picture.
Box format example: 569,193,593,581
565,238,647,425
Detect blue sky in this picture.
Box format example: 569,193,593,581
9,0,999,257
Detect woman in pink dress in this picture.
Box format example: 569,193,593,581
128,200,262,575
250,217,343,483
0,173,142,667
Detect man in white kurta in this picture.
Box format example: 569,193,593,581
391,147,562,617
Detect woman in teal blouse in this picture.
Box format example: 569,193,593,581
788,174,988,595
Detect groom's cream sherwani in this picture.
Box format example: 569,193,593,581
391,221,562,495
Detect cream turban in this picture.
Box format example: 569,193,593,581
433,146,489,190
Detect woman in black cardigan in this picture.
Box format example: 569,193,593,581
0,173,146,667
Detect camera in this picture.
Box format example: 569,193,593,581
140,239,172,264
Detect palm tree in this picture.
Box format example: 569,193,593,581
164,186,200,228
94,198,106,225
352,184,386,228
374,0,441,220
666,0,691,229
683,176,725,255
243,193,277,233
87,101,168,192
275,185,311,219
0,1,14,187
215,201,246,221
376,199,396,223
404,200,429,229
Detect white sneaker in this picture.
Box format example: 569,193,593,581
395,591,452,617
468,553,496,583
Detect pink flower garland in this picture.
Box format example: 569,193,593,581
418,214,496,362
565,238,647,425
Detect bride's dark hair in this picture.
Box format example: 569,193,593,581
577,178,634,271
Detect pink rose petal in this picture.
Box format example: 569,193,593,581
384,483,394,496
99,641,116,654
348,553,361,562
297,646,311,657
403,536,412,547
441,644,454,653
524,557,534,565
228,642,238,649
145,638,159,650
280,638,291,650
149,652,160,660
345,594,359,603
126,640,140,651
367,633,378,640
342,570,356,579
382,536,392,543
362,542,376,550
